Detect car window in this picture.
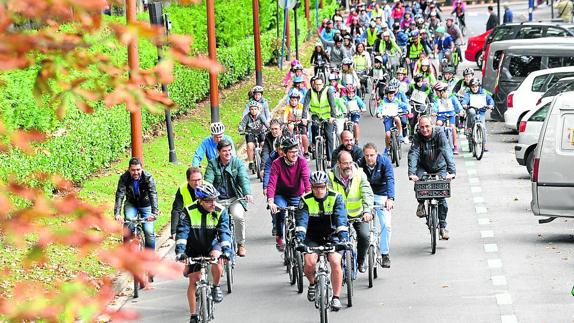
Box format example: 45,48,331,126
493,50,504,70
546,27,568,37
516,26,544,39
541,80,574,98
489,26,514,43
531,75,549,92
547,72,574,89
528,103,551,122
507,55,542,77
560,114,574,151
568,26,574,35
548,56,574,68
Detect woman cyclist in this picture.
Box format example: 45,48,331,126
283,89,310,157
432,81,463,154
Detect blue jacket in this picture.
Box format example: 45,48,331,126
192,135,236,167
295,191,349,242
343,95,367,112
503,8,513,23
433,95,462,117
263,150,280,190
462,88,494,114
320,28,337,42
408,127,456,176
357,154,395,198
395,31,409,47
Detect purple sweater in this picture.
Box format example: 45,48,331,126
267,156,311,199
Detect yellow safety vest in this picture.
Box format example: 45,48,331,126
186,201,224,228
302,190,339,217
328,169,364,218
354,54,368,71
180,183,195,207
408,41,424,59
310,88,331,120
367,28,378,46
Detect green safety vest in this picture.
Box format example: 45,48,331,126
310,88,331,120
367,28,378,46
408,41,424,59
328,169,364,218
378,40,398,55
180,183,195,207
302,190,339,217
354,54,368,71
186,201,223,229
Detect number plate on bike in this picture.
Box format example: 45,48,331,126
414,180,451,199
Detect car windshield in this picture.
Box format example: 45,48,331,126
542,80,574,98
528,103,551,122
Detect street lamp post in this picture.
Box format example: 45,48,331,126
206,0,220,122
126,0,144,164
253,0,263,86
293,1,300,61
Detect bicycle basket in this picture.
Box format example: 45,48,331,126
414,179,451,199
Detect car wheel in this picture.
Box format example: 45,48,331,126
526,148,535,175
476,51,484,69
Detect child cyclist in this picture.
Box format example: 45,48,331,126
388,78,410,144
238,100,270,171
243,85,271,121
283,89,310,157
328,73,349,138
396,67,410,94
376,85,409,155
287,76,308,105
461,78,494,152
369,55,387,101
282,59,301,87
432,81,463,155
342,84,367,141
406,73,433,136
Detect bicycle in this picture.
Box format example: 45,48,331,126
279,206,304,293
367,207,383,288
311,119,332,172
343,218,362,307
123,212,155,298
183,256,219,323
379,104,405,167
217,197,247,293
356,70,370,101
384,51,401,76
368,77,388,117
464,101,492,161
240,130,265,182
437,116,455,151
414,173,451,254
299,243,348,323
314,62,328,84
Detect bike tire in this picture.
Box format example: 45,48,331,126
318,275,329,323
429,205,437,255
345,250,353,307
474,124,485,161
225,262,233,293
288,246,296,285
315,139,324,172
295,251,304,293
133,231,145,298
199,287,209,323
391,134,399,167
368,92,377,117
367,245,375,288
255,150,262,181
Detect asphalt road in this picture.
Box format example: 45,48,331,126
121,5,574,323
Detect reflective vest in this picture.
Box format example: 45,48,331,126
310,88,331,120
328,169,364,218
408,41,424,59
180,183,195,207
186,201,223,229
367,28,378,46
303,190,339,217
378,40,398,55
354,54,368,71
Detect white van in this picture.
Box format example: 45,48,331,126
531,91,574,222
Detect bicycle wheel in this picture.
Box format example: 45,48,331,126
446,127,454,150
474,124,485,161
255,149,262,181
344,250,353,307
315,139,324,172
367,245,375,288
288,245,296,285
295,251,304,293
199,287,209,323
133,231,145,298
368,91,377,116
429,205,437,255
225,261,234,293
317,275,329,323
391,133,399,167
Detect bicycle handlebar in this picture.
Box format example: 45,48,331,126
183,256,220,265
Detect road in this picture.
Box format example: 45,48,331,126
121,5,574,323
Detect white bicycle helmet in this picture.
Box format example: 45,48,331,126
248,99,262,109
342,58,353,66
195,183,220,200
310,171,329,186
210,122,225,135
252,85,264,94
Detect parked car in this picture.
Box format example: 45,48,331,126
533,76,574,111
515,102,551,174
488,39,574,120
465,29,491,69
504,67,574,131
531,91,574,221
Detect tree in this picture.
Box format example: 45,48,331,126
0,0,220,321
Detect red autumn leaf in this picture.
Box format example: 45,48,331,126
172,52,223,74
9,130,46,154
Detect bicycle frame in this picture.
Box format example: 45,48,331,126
217,197,246,293
124,212,153,298
311,119,331,172
187,257,219,323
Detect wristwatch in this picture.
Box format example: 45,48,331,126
388,197,395,201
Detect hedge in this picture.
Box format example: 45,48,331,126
0,0,336,189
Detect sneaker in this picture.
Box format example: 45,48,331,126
189,315,199,323
358,261,367,273
211,285,223,303
307,284,316,302
440,228,450,240
148,275,154,283
381,254,391,268
330,297,342,311
237,244,247,257
453,145,459,155
271,227,277,237
275,236,285,252
416,202,426,218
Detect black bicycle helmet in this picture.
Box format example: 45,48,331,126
252,85,264,94
280,137,299,151
469,77,481,87
413,73,424,82
463,67,474,76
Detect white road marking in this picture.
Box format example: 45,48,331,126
492,275,508,286
473,196,485,203
488,259,503,268
501,315,518,323
478,218,491,225
496,293,513,305
465,161,476,167
481,230,494,238
469,177,480,185
467,169,478,175
471,186,483,193
484,244,498,253
476,206,488,214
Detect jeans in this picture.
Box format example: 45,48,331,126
221,198,247,245
124,203,155,250
415,169,448,228
274,195,301,238
374,195,392,255
466,108,487,144
353,220,370,266
311,120,335,161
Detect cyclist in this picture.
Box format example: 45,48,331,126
461,78,494,151
267,137,311,252
328,73,346,98
238,100,269,172
303,77,338,162
357,142,395,268
175,183,232,323
204,140,253,257
396,67,411,94
392,22,409,49
243,85,271,121
296,171,349,311
377,86,410,153
445,16,464,62
342,34,355,58
320,19,337,42
432,81,463,154
369,56,387,98
263,137,284,237
328,150,374,273
419,29,434,55
389,78,411,143
428,10,441,34
192,122,236,167
324,35,346,69
282,59,301,87
287,75,308,104
407,73,433,112
434,26,454,66
377,31,402,68
451,0,466,28
442,64,459,94
342,84,367,141
310,42,330,77
408,116,456,240
261,119,284,174
114,157,159,251
170,167,202,240
417,59,437,86
331,130,365,168
283,89,310,157
353,43,371,93
340,58,361,93
453,67,474,98
400,11,414,29
329,75,349,139
405,30,428,73
364,21,380,48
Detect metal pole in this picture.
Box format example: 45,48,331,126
149,2,177,163
315,0,319,28
206,0,220,122
305,0,311,41
497,0,501,25
551,0,555,19
279,0,288,69
127,0,144,164
529,0,534,21
294,4,300,61
253,0,263,86
286,8,291,61
276,0,280,38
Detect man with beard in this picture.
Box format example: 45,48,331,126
331,130,364,167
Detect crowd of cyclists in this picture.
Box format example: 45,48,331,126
112,1,497,322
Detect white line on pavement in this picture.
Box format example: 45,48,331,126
501,315,518,323
496,293,513,305
473,196,485,203
478,218,491,225
492,275,508,286
469,177,480,185
481,230,494,238
476,206,488,214
488,259,503,268
484,244,499,253
471,186,483,193
467,169,478,175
